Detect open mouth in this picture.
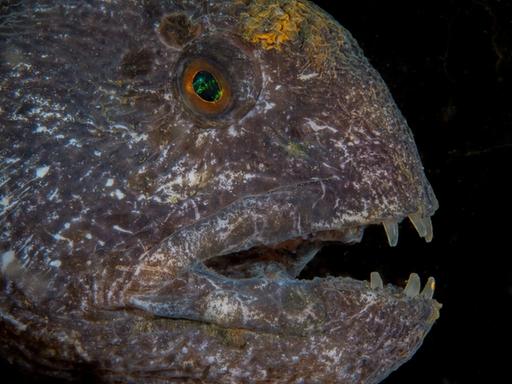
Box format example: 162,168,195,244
203,215,436,299
125,182,440,338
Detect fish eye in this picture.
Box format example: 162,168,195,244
192,71,222,102
181,58,232,116
173,35,262,126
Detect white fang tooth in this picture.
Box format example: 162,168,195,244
370,272,384,290
404,273,421,297
382,221,399,247
408,213,428,239
421,277,436,299
424,217,433,243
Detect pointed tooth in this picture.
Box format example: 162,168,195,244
382,220,399,247
370,272,384,290
421,277,436,299
404,273,421,297
409,213,432,237
424,217,433,243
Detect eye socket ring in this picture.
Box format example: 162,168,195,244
181,58,232,116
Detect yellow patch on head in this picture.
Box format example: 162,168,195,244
240,0,345,73
242,1,307,50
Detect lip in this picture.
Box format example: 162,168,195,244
129,269,441,334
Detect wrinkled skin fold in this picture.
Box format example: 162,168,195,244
0,1,440,383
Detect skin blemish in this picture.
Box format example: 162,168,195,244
48,189,59,201
298,72,319,81
34,125,49,133
35,165,50,178
1,250,15,273
228,126,238,137
0,196,11,210
305,118,337,134
49,259,62,268
285,142,308,158
67,138,82,148
262,100,276,112
52,233,74,248
113,189,125,200
113,225,134,235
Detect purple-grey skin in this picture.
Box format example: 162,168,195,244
0,0,441,383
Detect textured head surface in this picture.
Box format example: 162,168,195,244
1,1,439,382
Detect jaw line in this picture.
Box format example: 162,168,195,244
127,261,441,337
117,175,434,314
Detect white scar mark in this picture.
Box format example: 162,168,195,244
1,250,15,273
298,72,319,81
0,185,32,219
0,309,27,331
36,165,50,178
305,118,337,134
113,189,125,200
113,225,134,234
312,179,327,209
187,199,201,221
0,177,11,189
49,259,61,268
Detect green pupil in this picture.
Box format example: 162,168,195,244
192,71,223,102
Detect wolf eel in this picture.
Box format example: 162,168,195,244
0,1,440,383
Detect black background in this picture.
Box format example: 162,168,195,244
2,0,511,383
310,0,511,383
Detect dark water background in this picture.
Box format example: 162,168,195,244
2,0,511,383
311,0,511,383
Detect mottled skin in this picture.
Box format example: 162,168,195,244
0,1,439,383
